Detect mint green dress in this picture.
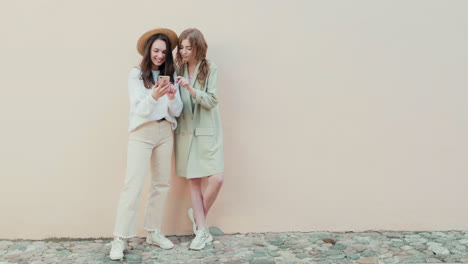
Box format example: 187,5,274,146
175,60,224,179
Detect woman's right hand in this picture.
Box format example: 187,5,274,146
176,76,190,89
151,80,170,100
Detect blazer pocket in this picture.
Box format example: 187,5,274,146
195,127,214,136
195,127,216,157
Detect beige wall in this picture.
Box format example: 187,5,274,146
0,0,467,239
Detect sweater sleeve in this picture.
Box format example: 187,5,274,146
128,67,164,117
194,63,219,110
168,75,183,117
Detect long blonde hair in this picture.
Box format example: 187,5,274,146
175,28,210,87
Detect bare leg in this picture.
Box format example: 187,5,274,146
188,178,207,229
202,173,224,217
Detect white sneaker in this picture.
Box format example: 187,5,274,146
109,237,127,260
146,230,174,250
188,208,213,242
188,208,197,233
189,228,212,250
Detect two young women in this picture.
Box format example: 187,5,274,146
110,28,224,260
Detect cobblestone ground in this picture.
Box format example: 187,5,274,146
1,230,468,263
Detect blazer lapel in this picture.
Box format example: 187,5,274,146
190,61,202,116
181,63,193,117
189,61,202,87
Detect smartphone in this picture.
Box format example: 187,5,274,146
158,75,170,83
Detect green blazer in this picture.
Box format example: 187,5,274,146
175,60,224,178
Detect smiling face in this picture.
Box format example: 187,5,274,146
150,39,167,69
179,39,194,63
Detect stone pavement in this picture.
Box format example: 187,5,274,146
1,229,468,263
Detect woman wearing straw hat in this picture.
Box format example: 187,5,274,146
174,28,224,250
110,28,182,260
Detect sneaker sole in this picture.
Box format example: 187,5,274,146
109,254,124,261
189,239,212,250
146,236,174,250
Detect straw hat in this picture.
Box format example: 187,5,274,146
136,28,178,56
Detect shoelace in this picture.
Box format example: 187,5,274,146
151,231,166,240
196,231,208,239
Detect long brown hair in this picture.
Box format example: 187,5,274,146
140,34,175,88
175,28,210,87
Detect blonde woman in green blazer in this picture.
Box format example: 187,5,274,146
175,28,224,250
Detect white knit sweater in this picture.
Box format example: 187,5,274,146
127,67,183,132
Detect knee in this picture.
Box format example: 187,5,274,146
210,174,224,187
122,182,142,196
119,186,142,205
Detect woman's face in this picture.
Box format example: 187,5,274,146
179,39,194,63
150,39,167,68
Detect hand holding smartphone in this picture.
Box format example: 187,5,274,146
152,75,171,100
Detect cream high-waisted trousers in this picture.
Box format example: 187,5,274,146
113,120,173,238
